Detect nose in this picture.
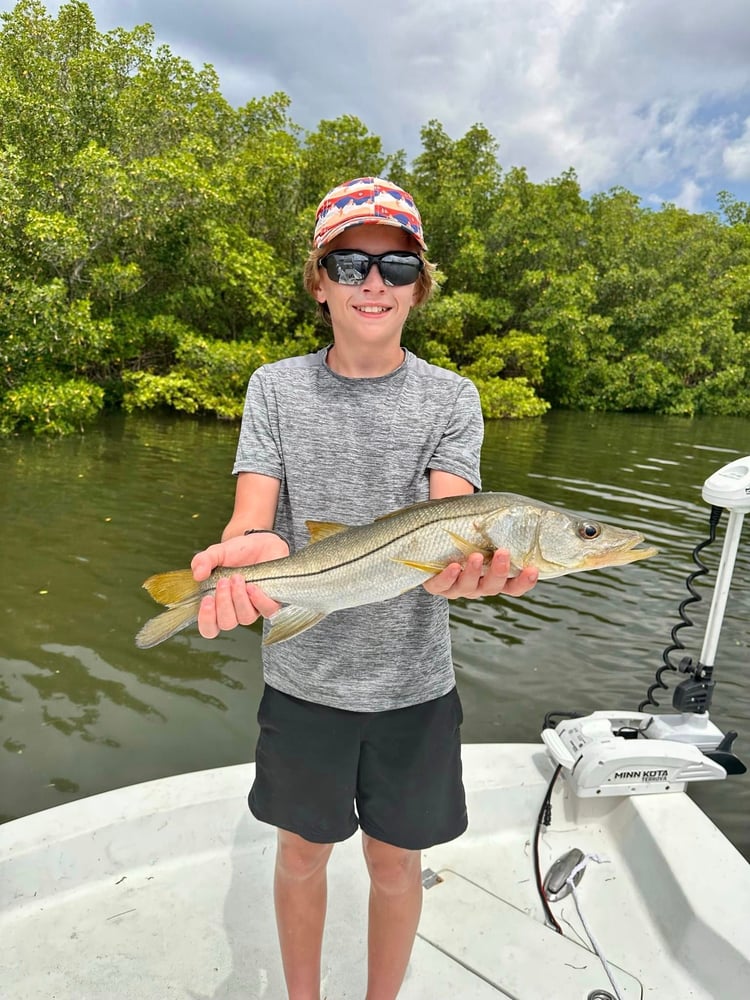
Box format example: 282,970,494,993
361,261,387,290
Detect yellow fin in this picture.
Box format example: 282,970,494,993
135,601,200,649
305,520,352,543
263,606,327,645
446,530,494,561
392,556,453,575
142,568,198,608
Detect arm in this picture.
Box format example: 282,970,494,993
423,469,539,600
191,472,288,639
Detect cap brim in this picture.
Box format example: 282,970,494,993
315,217,427,252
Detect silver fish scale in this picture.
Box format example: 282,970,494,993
136,492,654,649
210,493,551,614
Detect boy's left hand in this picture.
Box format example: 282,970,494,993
423,549,538,600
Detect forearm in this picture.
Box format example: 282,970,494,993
220,471,281,541
194,472,285,638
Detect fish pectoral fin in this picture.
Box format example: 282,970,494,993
391,557,453,575
263,606,327,646
305,520,352,543
445,530,494,562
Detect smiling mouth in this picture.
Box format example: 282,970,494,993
355,305,390,314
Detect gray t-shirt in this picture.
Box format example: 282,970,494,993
233,347,483,711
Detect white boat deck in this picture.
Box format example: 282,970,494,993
2,744,749,999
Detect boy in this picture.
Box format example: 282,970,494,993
191,177,538,1000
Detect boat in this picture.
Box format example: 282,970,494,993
2,457,750,999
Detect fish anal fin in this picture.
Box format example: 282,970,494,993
263,606,327,645
305,520,352,543
135,601,200,649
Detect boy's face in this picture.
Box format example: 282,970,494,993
314,225,420,346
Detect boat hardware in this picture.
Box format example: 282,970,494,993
543,847,585,901
638,455,749,777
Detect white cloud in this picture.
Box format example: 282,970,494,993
3,0,750,210
723,118,750,181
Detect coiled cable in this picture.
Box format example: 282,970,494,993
638,505,723,712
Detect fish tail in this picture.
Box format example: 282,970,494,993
143,568,199,607
135,601,201,649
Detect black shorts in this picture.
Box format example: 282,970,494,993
248,684,467,850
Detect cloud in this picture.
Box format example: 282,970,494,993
723,118,750,181
5,0,750,210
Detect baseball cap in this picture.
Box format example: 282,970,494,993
313,177,427,251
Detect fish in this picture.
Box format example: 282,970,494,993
135,492,657,650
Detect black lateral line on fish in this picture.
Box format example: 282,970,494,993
215,509,497,590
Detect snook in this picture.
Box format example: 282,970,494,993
135,491,657,649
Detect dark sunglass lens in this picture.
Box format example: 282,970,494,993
379,254,424,286
321,252,369,284
319,250,423,286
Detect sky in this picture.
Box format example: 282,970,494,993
4,0,750,215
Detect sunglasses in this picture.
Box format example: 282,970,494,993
318,250,424,287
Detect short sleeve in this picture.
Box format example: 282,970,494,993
428,379,484,490
232,368,283,479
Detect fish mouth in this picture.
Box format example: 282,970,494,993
584,536,659,569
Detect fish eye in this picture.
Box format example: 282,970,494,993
577,520,601,540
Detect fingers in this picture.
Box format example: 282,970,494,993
423,550,539,600
192,534,289,583
478,550,539,597
500,566,539,597
191,541,236,582
197,594,220,639
246,584,282,618
192,533,288,639
421,561,464,596
196,575,282,639
197,577,249,639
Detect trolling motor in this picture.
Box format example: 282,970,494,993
536,461,748,961
542,455,749,796
639,455,749,776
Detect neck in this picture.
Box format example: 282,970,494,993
326,342,405,378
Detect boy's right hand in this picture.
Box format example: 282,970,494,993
191,532,289,639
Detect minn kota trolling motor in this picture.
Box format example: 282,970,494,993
533,457,749,991
542,454,749,799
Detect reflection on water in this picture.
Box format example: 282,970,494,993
1,411,748,859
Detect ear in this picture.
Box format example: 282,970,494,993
313,282,327,304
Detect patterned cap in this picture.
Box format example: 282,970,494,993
313,177,426,250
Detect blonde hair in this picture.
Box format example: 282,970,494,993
303,245,437,325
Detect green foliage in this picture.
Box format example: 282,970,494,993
472,377,550,419
0,376,104,434
122,325,321,419
299,115,395,207
463,332,547,385
1,1,749,434
0,279,114,386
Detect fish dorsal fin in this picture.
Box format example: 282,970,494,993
305,519,351,543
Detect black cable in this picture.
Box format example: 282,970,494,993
532,763,564,934
638,505,723,712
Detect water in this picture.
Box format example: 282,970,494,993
1,411,748,858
